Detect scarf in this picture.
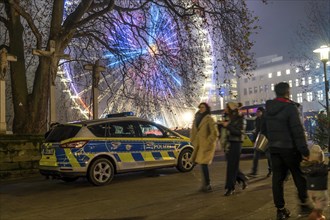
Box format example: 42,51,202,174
195,112,208,128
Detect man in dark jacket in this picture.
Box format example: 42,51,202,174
262,82,310,220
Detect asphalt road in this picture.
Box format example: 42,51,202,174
0,156,329,220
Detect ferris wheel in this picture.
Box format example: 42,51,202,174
59,3,215,128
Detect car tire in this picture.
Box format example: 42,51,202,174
87,158,114,186
176,148,194,172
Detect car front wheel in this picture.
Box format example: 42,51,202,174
176,148,194,172
87,158,114,186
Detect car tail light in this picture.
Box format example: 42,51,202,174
61,141,87,148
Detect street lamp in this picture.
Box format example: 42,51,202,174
313,45,330,156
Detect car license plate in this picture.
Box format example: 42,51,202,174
44,148,54,155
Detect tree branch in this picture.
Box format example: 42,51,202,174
9,0,42,48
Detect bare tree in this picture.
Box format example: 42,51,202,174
0,0,260,134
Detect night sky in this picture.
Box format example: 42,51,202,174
247,0,313,59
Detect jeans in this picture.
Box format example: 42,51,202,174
251,149,272,174
201,164,210,186
271,149,308,209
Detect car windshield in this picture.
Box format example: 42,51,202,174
45,125,81,142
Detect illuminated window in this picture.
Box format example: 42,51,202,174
271,83,274,91
286,69,290,75
260,75,264,80
249,88,252,94
289,80,292,87
317,90,323,100
268,73,272,78
277,71,281,76
296,68,299,73
297,93,303,103
295,79,299,86
306,92,313,102
305,65,310,71
301,78,305,86
290,94,293,100
259,85,263,92
316,63,320,69
308,77,312,84
315,76,319,83
244,88,247,95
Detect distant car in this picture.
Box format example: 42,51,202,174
241,118,256,154
39,112,194,186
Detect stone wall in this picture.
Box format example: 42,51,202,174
0,135,44,180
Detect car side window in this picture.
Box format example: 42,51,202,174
108,121,138,137
138,122,165,137
88,123,113,137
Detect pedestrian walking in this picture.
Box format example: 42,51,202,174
248,107,272,177
190,102,219,193
219,102,248,196
301,144,328,220
261,82,311,220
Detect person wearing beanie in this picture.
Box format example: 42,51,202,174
219,101,248,196
301,144,328,220
248,106,272,178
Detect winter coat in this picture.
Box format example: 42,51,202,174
226,115,245,142
262,98,309,157
190,114,218,164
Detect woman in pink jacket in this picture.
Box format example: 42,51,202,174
190,102,219,192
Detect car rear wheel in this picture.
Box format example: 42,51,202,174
87,158,114,186
176,148,194,172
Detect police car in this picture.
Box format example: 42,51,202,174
39,112,194,186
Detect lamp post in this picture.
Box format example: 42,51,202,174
313,45,330,156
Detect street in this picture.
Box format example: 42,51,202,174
0,156,328,220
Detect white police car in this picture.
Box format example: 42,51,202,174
39,112,194,186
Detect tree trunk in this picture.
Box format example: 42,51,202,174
7,4,49,135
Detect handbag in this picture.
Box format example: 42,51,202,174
254,133,268,152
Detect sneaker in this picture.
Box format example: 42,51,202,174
199,185,212,193
276,208,291,220
298,204,312,218
266,170,272,177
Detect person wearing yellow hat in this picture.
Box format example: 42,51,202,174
219,102,248,196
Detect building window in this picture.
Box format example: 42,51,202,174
271,83,274,91
301,77,305,86
254,86,258,93
249,87,252,94
286,69,290,75
277,71,281,76
317,90,323,100
252,77,256,81
295,79,299,86
259,85,263,92
290,94,293,100
297,93,303,103
315,76,319,83
308,77,312,84
265,85,269,92
289,80,292,87
245,101,250,106
268,73,272,78
295,68,299,73
260,75,264,80
244,88,247,95
305,65,310,71
306,92,313,102
244,78,248,83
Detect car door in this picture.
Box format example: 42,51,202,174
137,121,177,168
